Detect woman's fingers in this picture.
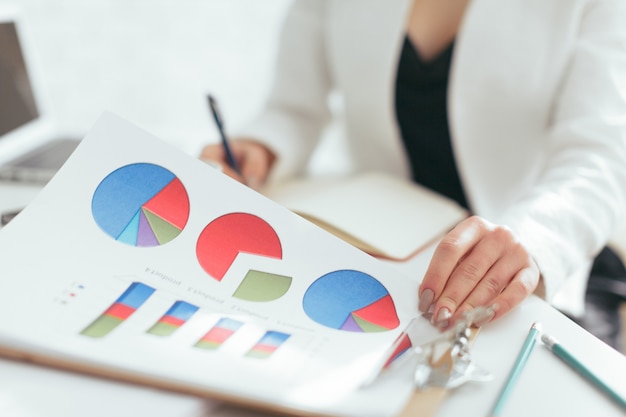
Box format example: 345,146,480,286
482,263,540,322
231,140,276,189
435,230,506,313
418,217,486,311
418,216,539,329
199,142,224,162
199,139,275,188
452,242,538,321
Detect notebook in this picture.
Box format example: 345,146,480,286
0,7,79,184
264,172,468,260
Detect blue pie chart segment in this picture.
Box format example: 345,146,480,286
91,163,190,246
302,270,400,332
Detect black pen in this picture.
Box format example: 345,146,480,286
207,94,242,176
1,207,23,226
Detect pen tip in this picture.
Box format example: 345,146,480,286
207,95,222,123
541,333,557,348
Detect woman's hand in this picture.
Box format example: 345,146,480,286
199,139,276,189
418,215,540,329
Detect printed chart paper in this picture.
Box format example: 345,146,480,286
0,113,438,417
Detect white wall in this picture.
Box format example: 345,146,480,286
2,0,291,155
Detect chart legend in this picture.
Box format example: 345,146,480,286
81,282,155,338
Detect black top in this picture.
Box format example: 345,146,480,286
394,37,626,338
394,36,469,209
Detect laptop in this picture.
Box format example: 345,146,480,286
0,7,80,184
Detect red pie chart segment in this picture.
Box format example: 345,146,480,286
352,294,399,330
196,213,283,281
142,177,189,230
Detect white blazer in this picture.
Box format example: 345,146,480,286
240,0,626,315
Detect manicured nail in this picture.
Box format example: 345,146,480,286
435,308,452,328
474,308,496,327
418,289,434,313
245,175,261,190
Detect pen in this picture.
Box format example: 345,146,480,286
541,333,626,410
1,207,22,226
207,94,242,176
489,322,541,417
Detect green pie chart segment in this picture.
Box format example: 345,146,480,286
302,270,400,332
233,270,292,302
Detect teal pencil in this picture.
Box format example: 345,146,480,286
541,333,626,411
489,322,541,417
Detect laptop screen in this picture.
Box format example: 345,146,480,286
0,21,39,137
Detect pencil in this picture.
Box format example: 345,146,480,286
489,322,541,417
541,333,626,410
207,94,242,176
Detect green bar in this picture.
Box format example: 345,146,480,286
194,340,221,350
146,321,178,337
81,315,124,338
245,350,272,359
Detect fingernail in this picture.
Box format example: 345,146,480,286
245,175,261,190
435,308,452,328
474,308,496,327
418,289,434,313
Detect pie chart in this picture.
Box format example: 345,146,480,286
196,212,283,281
303,270,400,332
92,163,190,246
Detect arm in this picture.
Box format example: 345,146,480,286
420,0,626,327
200,0,333,185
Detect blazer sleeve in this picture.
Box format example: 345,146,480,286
498,0,626,311
236,0,333,182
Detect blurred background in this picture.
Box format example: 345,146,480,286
0,0,291,155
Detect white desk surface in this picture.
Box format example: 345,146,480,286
1,182,625,417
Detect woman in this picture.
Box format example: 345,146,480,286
200,0,626,343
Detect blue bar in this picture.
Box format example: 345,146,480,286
116,282,155,309
165,301,199,321
216,318,244,331
259,331,290,346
